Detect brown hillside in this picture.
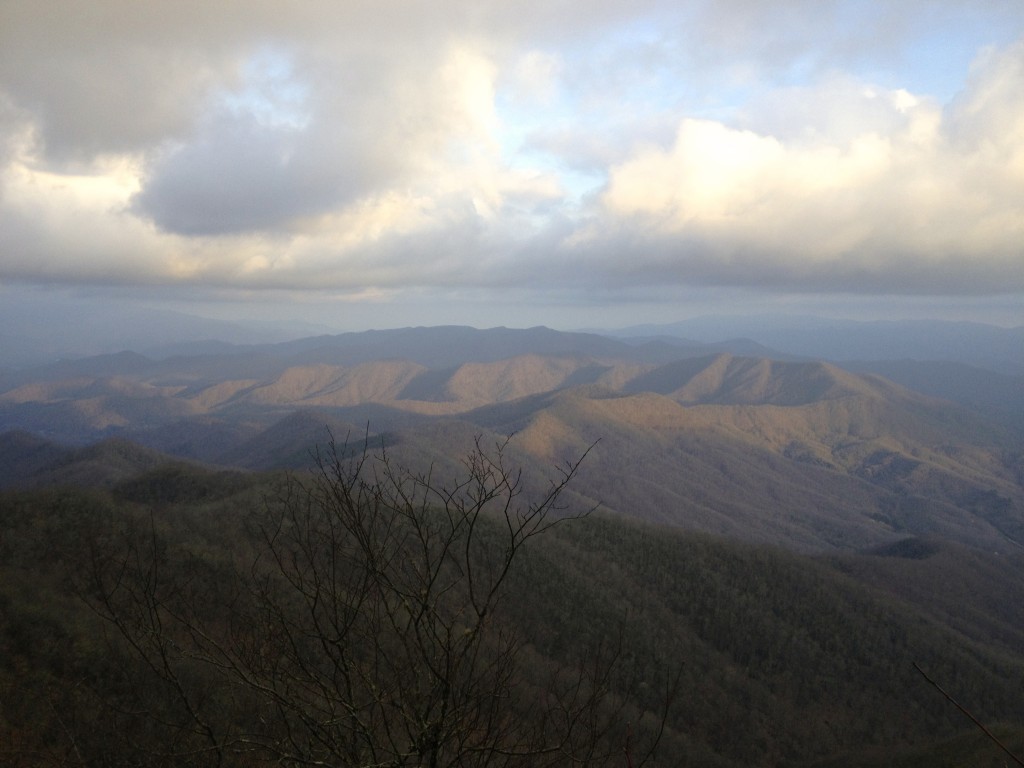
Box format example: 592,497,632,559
467,387,1023,551
246,364,349,404
2,343,1020,552
304,361,427,406
189,379,262,410
244,361,427,406
624,354,903,406
443,355,592,405
0,377,99,404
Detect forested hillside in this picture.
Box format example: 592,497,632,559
2,455,1023,766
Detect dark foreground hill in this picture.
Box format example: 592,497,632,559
1,460,1023,767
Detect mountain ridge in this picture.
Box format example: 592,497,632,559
1,325,1021,554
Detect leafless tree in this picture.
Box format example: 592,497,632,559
81,434,678,766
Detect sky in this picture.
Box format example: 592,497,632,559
1,0,1023,333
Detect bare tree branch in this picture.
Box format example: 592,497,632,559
74,433,674,767
914,662,1024,768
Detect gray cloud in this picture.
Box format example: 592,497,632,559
0,0,971,166
0,0,1021,319
132,111,367,236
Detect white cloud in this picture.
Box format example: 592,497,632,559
507,50,564,106
0,0,1021,310
0,155,175,283
586,43,1024,293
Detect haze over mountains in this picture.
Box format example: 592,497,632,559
2,321,1021,554
610,316,1024,375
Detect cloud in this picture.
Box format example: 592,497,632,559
2,0,936,167
0,0,1022,310
132,114,331,236
583,42,1024,294
0,31,565,290
946,40,1024,159
0,156,180,285
128,37,515,236
0,4,239,164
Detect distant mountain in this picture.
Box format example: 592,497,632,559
122,415,268,465
459,379,1022,551
2,326,1021,553
0,347,938,440
0,431,175,489
265,325,695,368
0,297,296,369
618,334,801,362
0,328,788,440
610,316,1024,375
621,354,889,405
840,359,1024,418
0,430,70,487
216,409,379,470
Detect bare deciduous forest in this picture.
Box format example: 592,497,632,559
2,435,1024,766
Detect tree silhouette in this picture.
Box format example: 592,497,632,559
81,434,677,766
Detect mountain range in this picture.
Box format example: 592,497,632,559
608,316,1024,375
3,320,1024,766
2,324,1021,554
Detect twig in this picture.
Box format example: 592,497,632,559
913,662,1024,767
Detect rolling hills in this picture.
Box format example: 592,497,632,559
1,326,1021,553
2,323,1024,766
